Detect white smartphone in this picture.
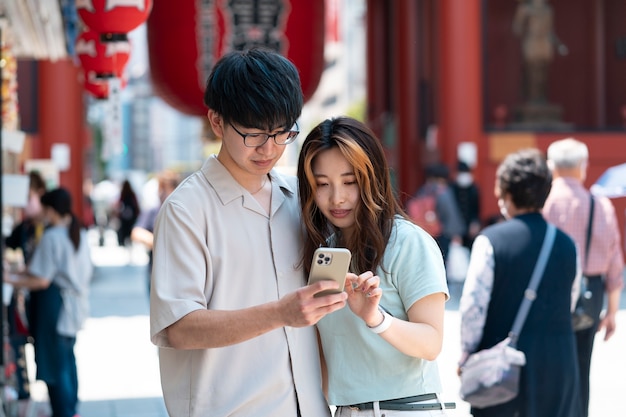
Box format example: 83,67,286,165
307,247,352,297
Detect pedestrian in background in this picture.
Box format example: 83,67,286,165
543,137,624,417
452,161,481,250
5,187,93,417
5,171,47,402
115,179,140,247
459,149,581,417
149,48,346,417
408,163,465,261
298,116,451,415
131,170,180,295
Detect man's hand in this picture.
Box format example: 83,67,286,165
279,281,347,328
597,312,617,341
168,281,346,349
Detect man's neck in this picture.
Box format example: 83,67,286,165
553,167,584,182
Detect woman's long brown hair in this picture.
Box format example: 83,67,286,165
297,117,407,276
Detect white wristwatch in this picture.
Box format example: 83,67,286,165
367,306,393,334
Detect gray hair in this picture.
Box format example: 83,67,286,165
547,138,588,170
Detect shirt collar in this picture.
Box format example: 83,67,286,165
200,155,295,206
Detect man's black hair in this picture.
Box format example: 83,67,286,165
204,48,304,132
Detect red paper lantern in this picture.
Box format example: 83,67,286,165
75,30,131,78
147,1,325,116
80,70,127,100
77,0,153,34
82,74,108,99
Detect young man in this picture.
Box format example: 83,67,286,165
149,48,347,417
543,137,624,417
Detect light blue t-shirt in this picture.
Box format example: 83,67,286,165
317,216,449,405
29,225,93,336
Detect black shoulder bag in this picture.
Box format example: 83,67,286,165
572,195,595,331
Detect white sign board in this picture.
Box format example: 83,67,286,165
2,174,30,207
1,130,26,153
52,143,71,171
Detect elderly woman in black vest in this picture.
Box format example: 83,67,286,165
459,149,582,417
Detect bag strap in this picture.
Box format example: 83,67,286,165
508,224,556,347
584,195,594,272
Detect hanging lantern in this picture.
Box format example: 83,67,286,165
77,0,153,35
82,73,109,99
147,0,325,116
80,70,127,100
75,30,131,78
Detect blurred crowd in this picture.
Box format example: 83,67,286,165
0,168,184,417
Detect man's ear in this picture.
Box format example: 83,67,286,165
207,109,224,139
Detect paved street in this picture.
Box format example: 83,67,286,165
75,231,167,417
21,229,626,416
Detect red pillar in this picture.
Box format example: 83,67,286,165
365,0,388,139
391,0,420,198
38,59,86,218
437,0,483,168
592,0,605,127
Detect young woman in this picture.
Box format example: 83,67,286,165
297,116,451,416
5,187,92,417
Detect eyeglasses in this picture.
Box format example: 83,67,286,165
229,122,300,148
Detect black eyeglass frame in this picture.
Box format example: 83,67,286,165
229,122,300,148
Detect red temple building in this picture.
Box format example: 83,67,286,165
7,0,626,255
365,0,626,253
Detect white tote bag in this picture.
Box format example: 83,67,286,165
446,241,470,283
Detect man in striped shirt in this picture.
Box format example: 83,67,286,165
543,137,624,417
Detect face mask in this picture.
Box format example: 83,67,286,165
456,172,473,187
24,193,42,218
498,198,510,219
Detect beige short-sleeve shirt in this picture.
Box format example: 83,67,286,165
150,157,329,417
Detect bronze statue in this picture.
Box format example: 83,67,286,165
512,0,568,104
